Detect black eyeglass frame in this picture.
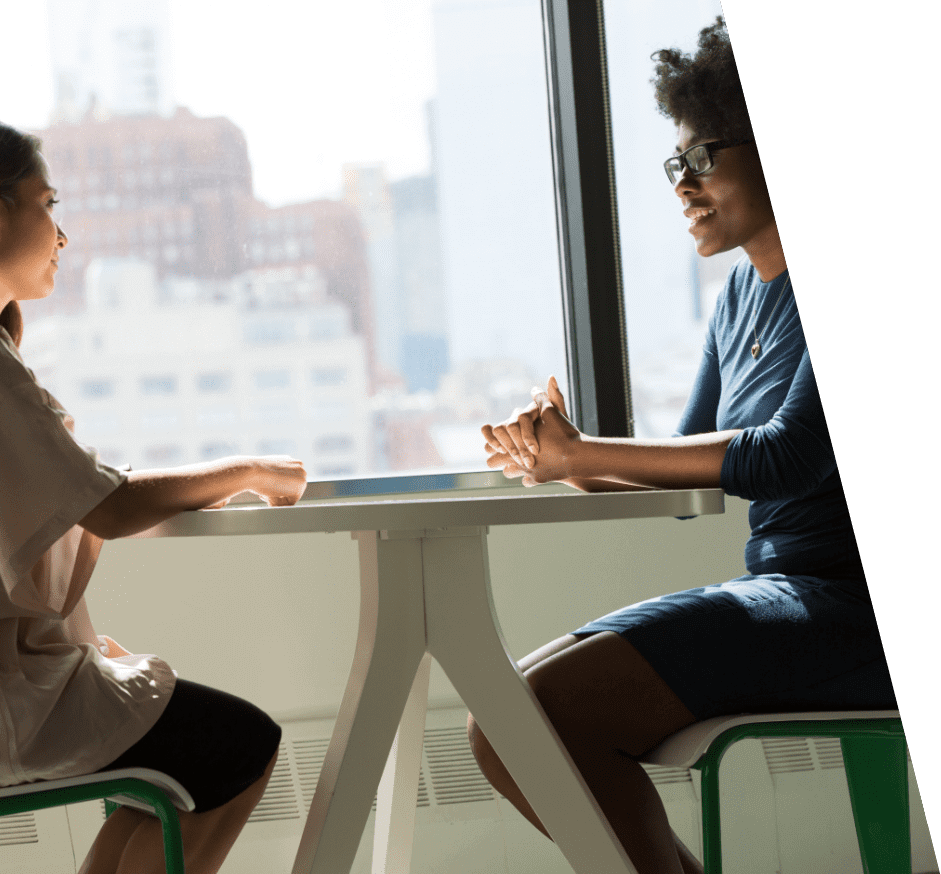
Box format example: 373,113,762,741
663,137,755,185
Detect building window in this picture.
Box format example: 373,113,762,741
200,441,239,460
80,378,115,398
311,367,347,387
315,434,354,454
254,369,291,390
196,372,233,393
257,438,298,455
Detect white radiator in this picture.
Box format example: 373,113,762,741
4,707,935,874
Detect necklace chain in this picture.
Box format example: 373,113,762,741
751,275,791,359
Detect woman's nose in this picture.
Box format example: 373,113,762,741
673,168,699,197
56,225,68,247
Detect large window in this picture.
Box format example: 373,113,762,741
7,0,741,487
11,0,567,480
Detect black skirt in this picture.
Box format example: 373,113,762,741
97,678,282,813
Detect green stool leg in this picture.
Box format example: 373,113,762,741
689,720,906,874
2,778,185,874
696,755,723,874
841,736,910,874
106,791,186,874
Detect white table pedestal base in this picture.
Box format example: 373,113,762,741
291,526,638,874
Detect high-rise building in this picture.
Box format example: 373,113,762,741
391,173,448,392
342,163,403,378
33,110,378,388
37,109,253,312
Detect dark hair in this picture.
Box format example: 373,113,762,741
0,122,44,347
650,17,753,142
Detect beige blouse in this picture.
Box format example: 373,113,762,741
1,328,175,787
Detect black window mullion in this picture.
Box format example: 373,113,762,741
541,0,633,438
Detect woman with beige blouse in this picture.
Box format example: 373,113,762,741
1,121,308,874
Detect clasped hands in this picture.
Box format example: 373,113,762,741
481,375,581,486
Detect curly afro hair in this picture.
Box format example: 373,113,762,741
651,17,753,142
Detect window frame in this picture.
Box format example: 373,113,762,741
542,0,634,439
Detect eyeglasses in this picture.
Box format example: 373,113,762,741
663,138,754,185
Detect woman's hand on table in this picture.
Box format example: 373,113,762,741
202,456,307,508
482,403,540,471
484,376,582,486
247,456,308,506
482,375,568,468
82,455,308,539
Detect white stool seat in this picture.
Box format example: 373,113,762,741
640,709,902,768
0,767,196,814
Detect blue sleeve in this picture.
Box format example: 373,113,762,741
720,348,836,501
671,324,721,520
673,344,720,437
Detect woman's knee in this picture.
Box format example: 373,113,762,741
466,634,598,769
523,632,694,756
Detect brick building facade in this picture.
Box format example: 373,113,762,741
34,108,377,383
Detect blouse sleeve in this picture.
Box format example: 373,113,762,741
668,315,722,520
0,330,126,619
720,347,836,501
673,345,720,437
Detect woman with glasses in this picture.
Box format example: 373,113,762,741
468,18,895,874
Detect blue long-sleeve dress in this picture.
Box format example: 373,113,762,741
571,258,896,719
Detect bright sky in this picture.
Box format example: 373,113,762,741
0,0,440,206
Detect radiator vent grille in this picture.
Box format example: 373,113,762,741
294,736,332,811
641,764,693,786
814,738,845,770
761,737,816,774
424,726,495,805
249,743,299,822
0,811,39,846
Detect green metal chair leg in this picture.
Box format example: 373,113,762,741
841,735,910,874
683,718,908,874
696,754,724,874
2,777,186,874
104,781,186,874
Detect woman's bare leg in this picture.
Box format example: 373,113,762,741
79,747,279,874
467,632,704,874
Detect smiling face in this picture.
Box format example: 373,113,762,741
673,120,785,281
0,157,67,308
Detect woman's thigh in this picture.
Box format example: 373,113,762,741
518,631,697,757
570,575,897,719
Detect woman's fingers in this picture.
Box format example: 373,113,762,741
483,380,573,475
486,449,525,478
481,401,540,468
547,375,569,418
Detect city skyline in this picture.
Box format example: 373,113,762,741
3,0,441,207
11,0,731,475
